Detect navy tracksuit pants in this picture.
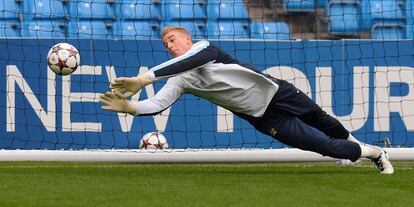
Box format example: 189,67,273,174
240,78,361,162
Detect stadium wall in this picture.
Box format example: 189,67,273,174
1,39,414,150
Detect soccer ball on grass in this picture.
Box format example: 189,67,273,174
47,43,80,76
139,132,169,150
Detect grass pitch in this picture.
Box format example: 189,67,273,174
0,161,413,207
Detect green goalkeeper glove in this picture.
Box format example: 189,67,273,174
110,73,154,98
99,92,138,115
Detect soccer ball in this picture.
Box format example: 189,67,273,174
47,43,80,76
139,132,169,150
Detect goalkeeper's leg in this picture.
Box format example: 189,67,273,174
265,78,393,173
255,111,361,162
298,106,350,140
296,105,393,174
253,110,393,174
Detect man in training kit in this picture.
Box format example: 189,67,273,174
99,26,394,174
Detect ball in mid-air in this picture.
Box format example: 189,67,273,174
47,43,80,76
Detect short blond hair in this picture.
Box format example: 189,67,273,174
161,26,191,39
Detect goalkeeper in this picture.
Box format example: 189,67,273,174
100,26,394,174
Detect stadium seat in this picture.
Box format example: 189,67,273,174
369,0,405,20
207,20,249,39
371,23,406,39
250,21,291,40
68,20,113,39
114,21,161,39
0,0,21,19
162,0,206,20
361,0,406,28
21,20,66,37
0,20,20,37
328,1,360,34
361,0,407,39
283,0,316,12
119,0,161,20
163,20,207,39
24,0,67,20
207,0,249,20
70,0,116,20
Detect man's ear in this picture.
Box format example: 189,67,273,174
186,35,193,46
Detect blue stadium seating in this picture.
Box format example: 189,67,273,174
114,20,161,39
24,0,67,20
164,20,207,39
371,23,406,39
162,0,206,20
328,1,360,34
207,20,249,39
283,0,316,12
4,0,411,40
70,0,116,19
207,0,249,20
0,20,20,37
0,0,21,19
250,21,291,39
21,20,66,37
119,0,161,20
68,20,113,38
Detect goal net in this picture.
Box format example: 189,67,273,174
0,0,413,162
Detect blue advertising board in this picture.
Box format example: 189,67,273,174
1,39,414,149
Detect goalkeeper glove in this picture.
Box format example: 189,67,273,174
99,92,138,115
110,72,154,98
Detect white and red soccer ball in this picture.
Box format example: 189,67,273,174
139,132,169,150
47,43,80,76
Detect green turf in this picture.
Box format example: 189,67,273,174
0,161,413,207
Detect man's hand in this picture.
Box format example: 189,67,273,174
99,92,138,115
110,73,154,98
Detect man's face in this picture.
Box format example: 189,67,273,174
162,31,192,57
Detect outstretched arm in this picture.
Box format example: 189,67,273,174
130,78,184,116
101,78,184,116
110,40,217,98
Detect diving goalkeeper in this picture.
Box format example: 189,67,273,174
100,26,394,174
